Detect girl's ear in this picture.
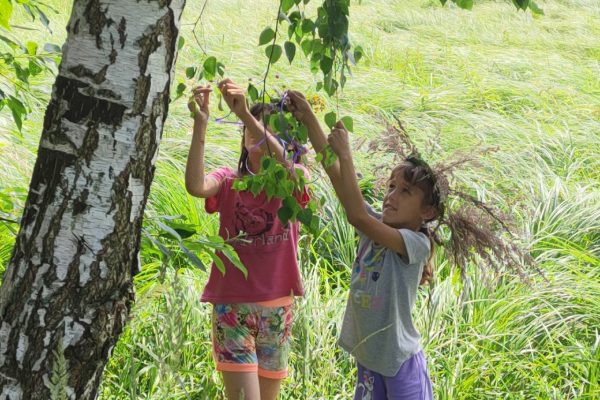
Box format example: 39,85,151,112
421,205,437,222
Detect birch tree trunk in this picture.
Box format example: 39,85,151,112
0,0,185,398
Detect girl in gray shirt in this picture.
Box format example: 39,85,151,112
288,89,528,400
287,90,441,398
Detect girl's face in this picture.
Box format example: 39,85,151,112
382,170,435,229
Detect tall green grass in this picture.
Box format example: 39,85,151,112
1,0,598,398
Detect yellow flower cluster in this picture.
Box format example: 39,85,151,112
306,94,326,113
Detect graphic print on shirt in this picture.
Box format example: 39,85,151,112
353,243,386,311
233,200,292,247
234,201,274,236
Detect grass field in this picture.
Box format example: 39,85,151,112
0,0,599,398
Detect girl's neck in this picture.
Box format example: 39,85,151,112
246,152,261,174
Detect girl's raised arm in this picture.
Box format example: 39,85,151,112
287,91,343,187
219,79,290,166
327,122,410,256
185,86,221,198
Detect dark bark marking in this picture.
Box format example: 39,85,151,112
68,64,108,85
73,189,89,216
55,76,125,127
83,0,114,49
118,17,127,49
132,75,151,115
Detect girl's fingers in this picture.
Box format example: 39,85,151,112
193,85,211,93
218,78,233,89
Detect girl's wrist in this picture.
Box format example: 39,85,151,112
238,109,254,125
337,151,353,161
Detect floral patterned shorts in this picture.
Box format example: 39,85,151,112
211,302,294,379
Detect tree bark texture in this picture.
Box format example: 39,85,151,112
0,0,185,398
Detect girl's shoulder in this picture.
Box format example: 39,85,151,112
208,166,238,182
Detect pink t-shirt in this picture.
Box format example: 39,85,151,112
201,166,310,304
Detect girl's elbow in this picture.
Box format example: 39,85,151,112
185,183,205,198
347,213,369,229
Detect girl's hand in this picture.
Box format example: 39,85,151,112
327,121,352,158
188,85,212,124
287,90,315,124
218,78,249,118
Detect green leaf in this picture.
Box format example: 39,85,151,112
287,24,295,40
320,56,333,75
265,44,282,64
208,251,226,275
322,146,338,168
0,0,13,30
456,0,473,10
38,10,50,30
179,243,205,271
528,1,544,15
324,111,337,129
222,248,248,278
9,104,22,131
7,96,25,131
354,45,364,63
277,206,294,225
232,179,248,191
340,116,354,132
185,66,196,79
301,18,315,33
297,125,308,142
297,208,313,226
178,36,185,50
261,157,273,171
284,41,296,64
217,62,225,76
259,27,275,46
312,40,324,56
176,82,186,98
324,78,338,96
156,221,183,242
301,39,313,56
289,11,302,24
143,230,171,258
512,0,529,10
282,0,295,13
247,84,259,102
26,41,37,55
203,56,217,79
169,222,197,239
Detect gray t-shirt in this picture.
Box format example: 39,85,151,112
338,206,431,376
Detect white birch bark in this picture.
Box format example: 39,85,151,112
0,0,185,398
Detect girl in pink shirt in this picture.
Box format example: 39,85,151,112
185,79,309,400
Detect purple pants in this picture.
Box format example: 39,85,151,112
353,351,433,400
